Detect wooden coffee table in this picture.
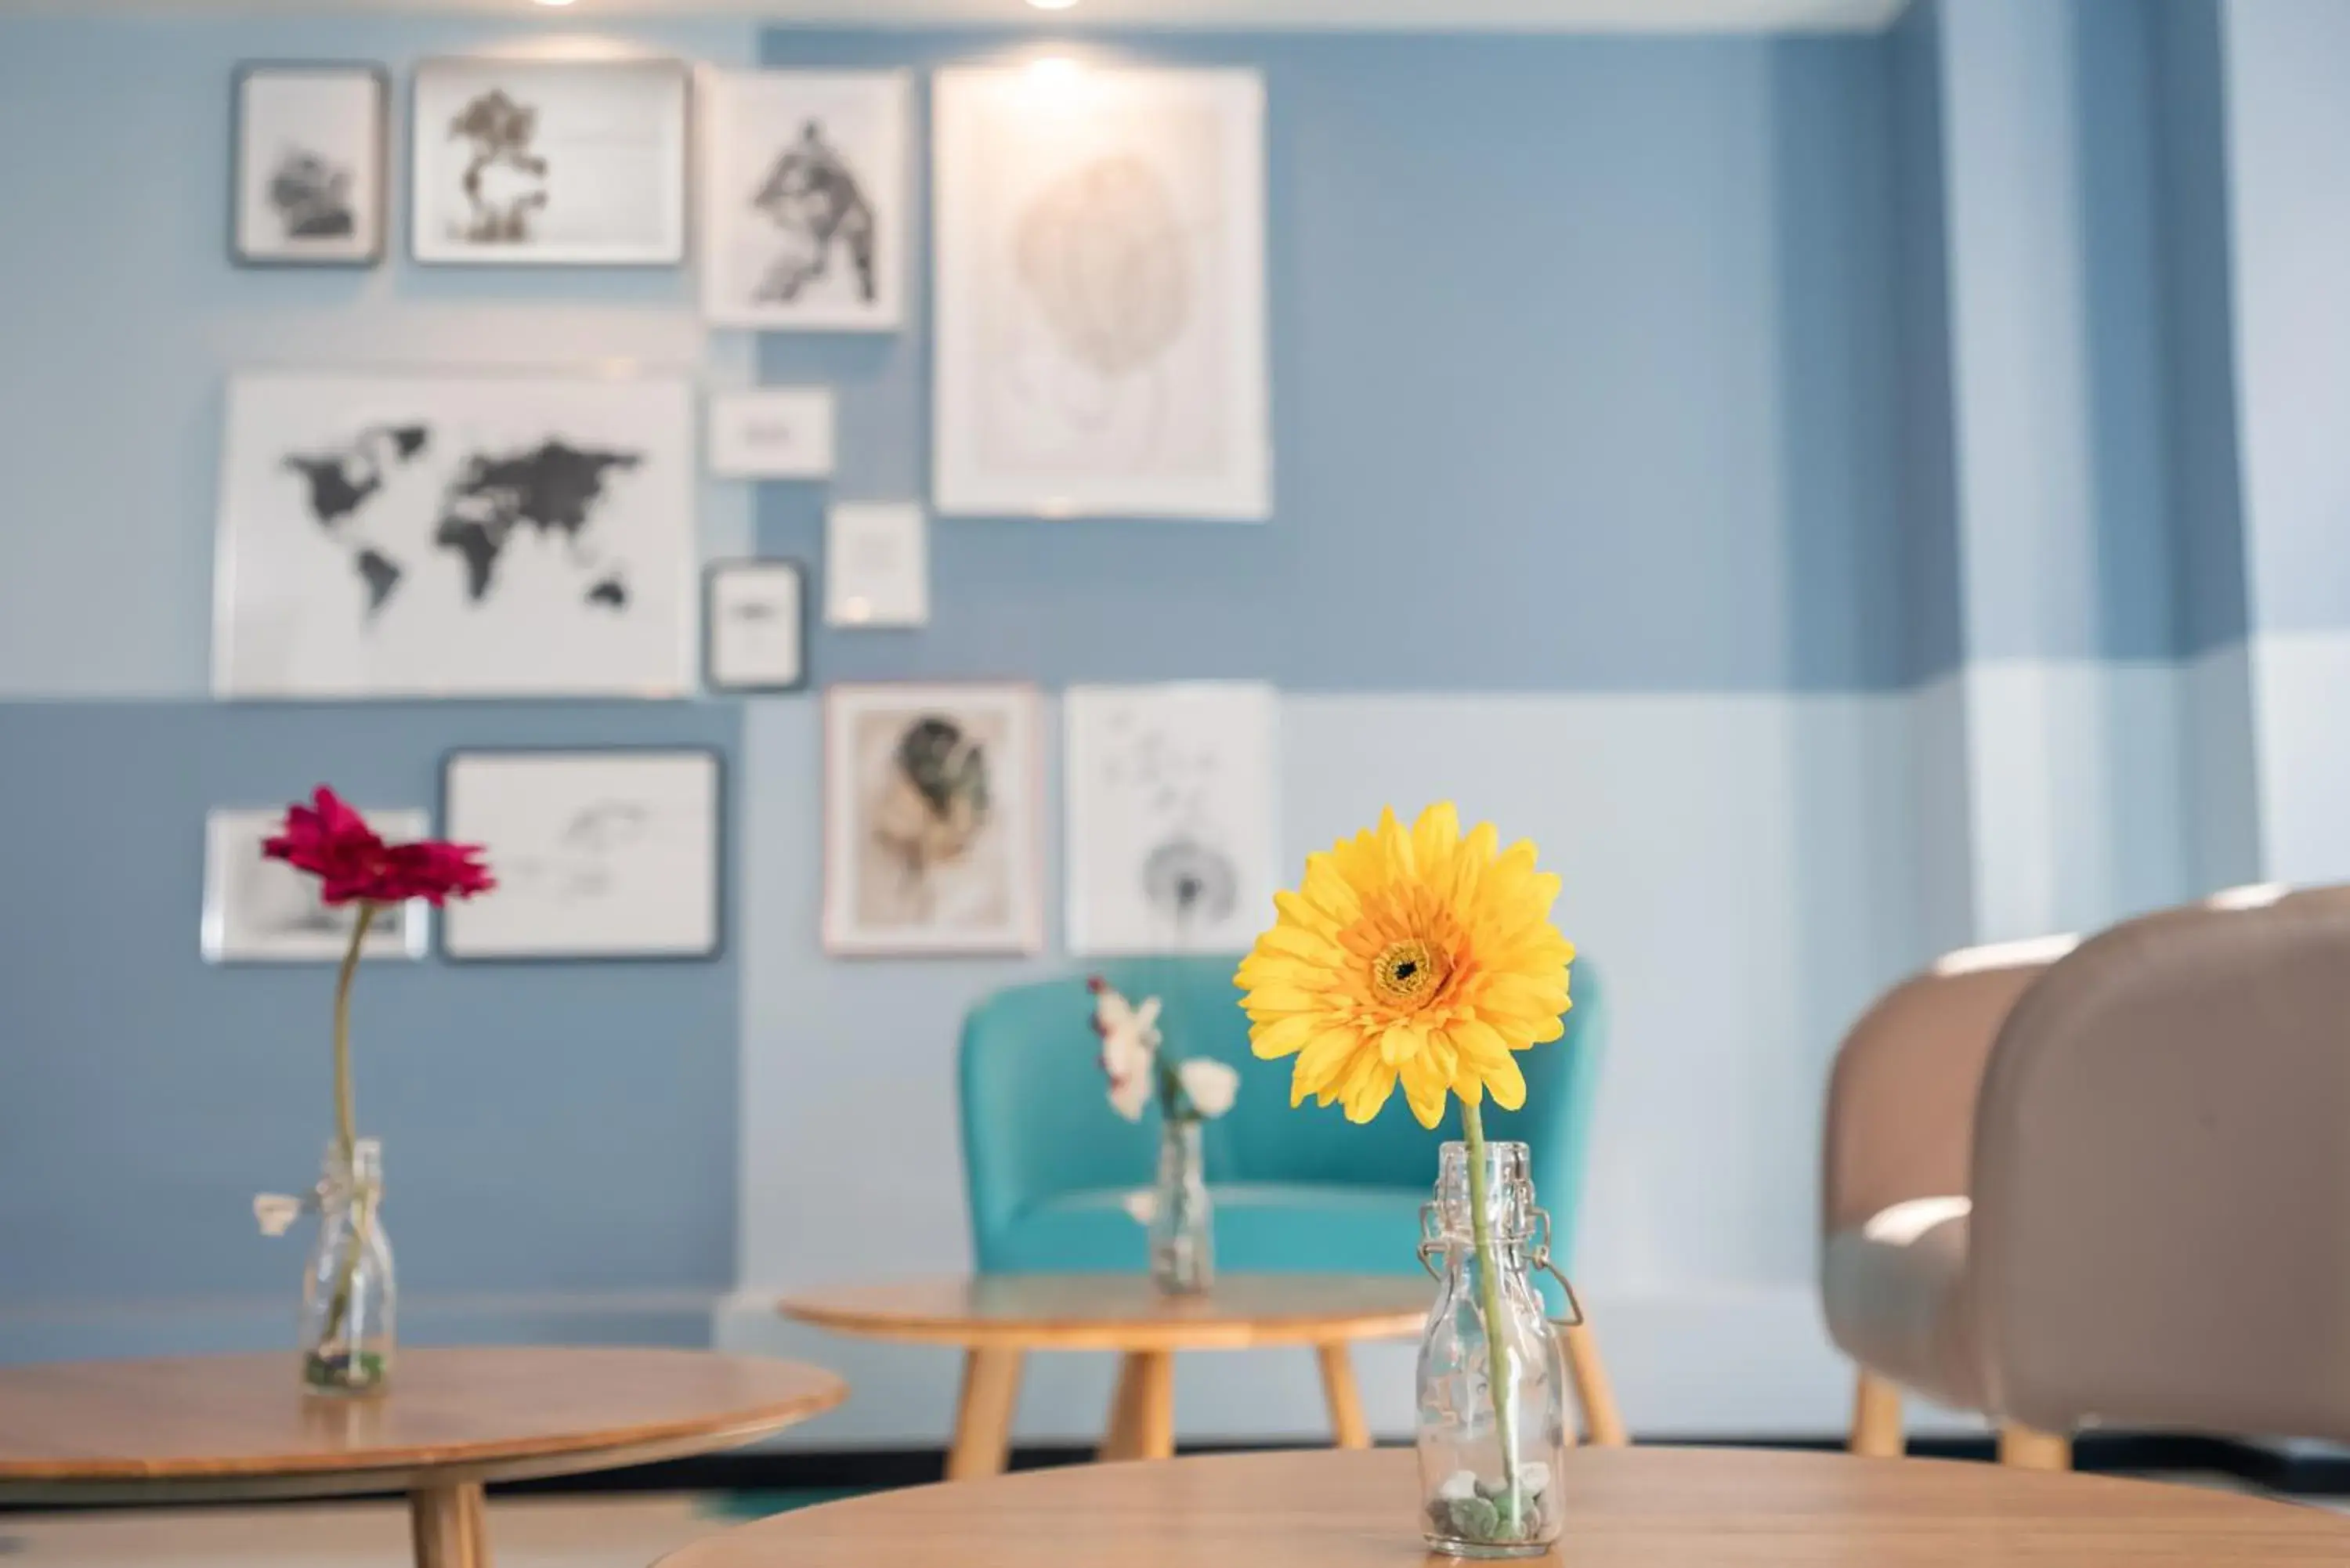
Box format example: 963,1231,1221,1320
654,1446,2350,1567
0,1347,844,1568
779,1274,1432,1479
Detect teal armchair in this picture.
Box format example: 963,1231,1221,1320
959,956,1608,1279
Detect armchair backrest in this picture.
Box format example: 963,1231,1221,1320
960,956,1608,1264
1971,885,2350,1440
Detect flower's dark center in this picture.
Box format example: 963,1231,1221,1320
1372,939,1442,1004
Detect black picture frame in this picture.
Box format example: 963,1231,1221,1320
703,558,810,695
437,745,727,964
409,56,694,269
230,62,390,269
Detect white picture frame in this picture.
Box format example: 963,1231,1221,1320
1065,683,1279,956
202,807,430,963
410,56,689,267
700,68,909,330
440,749,723,961
823,683,1043,956
233,63,388,266
932,64,1270,521
707,388,835,479
212,371,699,700
824,502,928,628
704,559,807,692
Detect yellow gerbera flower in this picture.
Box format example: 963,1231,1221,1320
1237,802,1575,1128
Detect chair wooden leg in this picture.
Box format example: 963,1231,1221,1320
1315,1342,1371,1450
1849,1371,1904,1458
1998,1423,2071,1471
1130,1349,1176,1461
409,1484,479,1568
1560,1320,1629,1447
945,1347,1024,1480
1098,1352,1151,1461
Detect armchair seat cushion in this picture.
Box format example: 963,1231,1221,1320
1822,1196,1983,1411
988,1182,1430,1277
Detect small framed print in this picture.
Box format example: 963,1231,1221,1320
203,807,428,962
441,748,723,962
411,57,690,267
824,683,1044,956
707,388,834,480
233,64,389,266
825,502,927,628
705,560,808,693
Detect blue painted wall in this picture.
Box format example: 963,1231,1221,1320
757,29,1907,694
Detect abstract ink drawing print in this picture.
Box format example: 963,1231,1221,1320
752,120,878,305
269,148,357,240
449,89,548,244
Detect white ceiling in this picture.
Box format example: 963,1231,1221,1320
0,0,1909,31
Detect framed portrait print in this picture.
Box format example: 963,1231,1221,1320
704,560,807,693
411,56,690,266
707,388,834,479
203,807,429,962
700,69,909,331
213,371,698,700
440,748,723,961
823,683,1043,956
233,63,388,266
932,66,1270,520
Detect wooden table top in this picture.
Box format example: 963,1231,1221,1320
656,1446,2350,1567
779,1274,1433,1351
0,1348,844,1501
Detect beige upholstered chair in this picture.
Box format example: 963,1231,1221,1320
1822,884,2350,1467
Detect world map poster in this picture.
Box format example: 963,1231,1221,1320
213,373,696,698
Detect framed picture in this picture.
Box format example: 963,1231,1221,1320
411,56,690,266
1065,683,1278,956
700,69,909,330
213,371,698,700
203,807,429,963
440,749,723,961
932,66,1270,521
707,388,834,479
823,683,1043,956
824,502,927,628
704,559,807,692
233,63,388,266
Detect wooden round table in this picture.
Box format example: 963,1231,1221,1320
655,1446,2350,1567
779,1274,1431,1479
0,1348,844,1568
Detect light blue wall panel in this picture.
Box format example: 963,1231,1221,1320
757,29,1910,693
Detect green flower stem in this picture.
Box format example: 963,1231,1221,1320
318,902,376,1353
1460,1098,1522,1537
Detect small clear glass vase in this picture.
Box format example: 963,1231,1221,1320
1415,1140,1570,1558
1149,1117,1214,1295
298,1137,395,1395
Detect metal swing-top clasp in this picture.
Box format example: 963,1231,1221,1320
1417,1200,1586,1329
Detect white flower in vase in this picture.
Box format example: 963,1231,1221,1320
1177,1058,1240,1119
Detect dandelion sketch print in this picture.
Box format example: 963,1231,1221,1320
826,685,1042,955
1065,684,1278,956
934,66,1267,518
412,59,689,266
702,70,909,330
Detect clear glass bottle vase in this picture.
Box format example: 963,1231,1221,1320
298,1137,395,1395
1415,1139,1570,1558
1149,1117,1214,1295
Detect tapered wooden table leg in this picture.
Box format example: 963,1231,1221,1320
1560,1321,1629,1447
1131,1349,1176,1461
410,1483,475,1568
1314,1342,1370,1450
1099,1352,1151,1461
946,1348,1024,1481
459,1480,492,1567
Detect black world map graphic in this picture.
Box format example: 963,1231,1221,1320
281,425,643,620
